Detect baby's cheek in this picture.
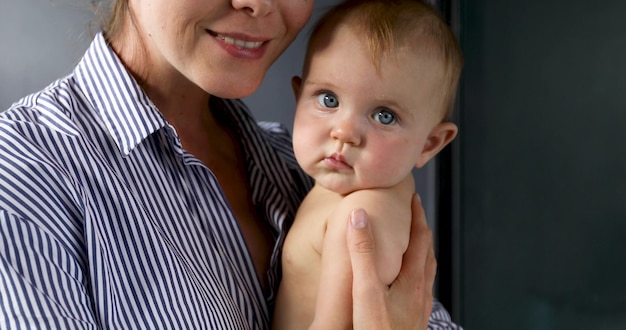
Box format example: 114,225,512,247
293,133,318,168
362,153,408,186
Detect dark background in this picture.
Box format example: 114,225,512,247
436,0,626,328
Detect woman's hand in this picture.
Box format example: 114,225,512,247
348,194,436,330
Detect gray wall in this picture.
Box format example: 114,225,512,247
0,0,95,109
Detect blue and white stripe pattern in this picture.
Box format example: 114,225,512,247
0,33,459,329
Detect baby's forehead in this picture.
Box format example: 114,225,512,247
307,25,448,88
308,22,443,67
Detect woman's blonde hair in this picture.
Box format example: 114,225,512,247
95,0,128,40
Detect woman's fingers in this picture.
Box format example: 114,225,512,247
347,195,437,330
391,194,435,329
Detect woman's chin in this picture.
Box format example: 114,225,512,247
204,77,264,99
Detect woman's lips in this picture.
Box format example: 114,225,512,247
207,30,267,59
210,31,264,48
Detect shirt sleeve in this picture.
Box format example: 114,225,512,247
429,298,464,329
0,210,98,330
0,117,98,329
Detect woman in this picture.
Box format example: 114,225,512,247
0,0,456,328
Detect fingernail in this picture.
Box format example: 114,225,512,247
351,209,367,228
416,194,422,203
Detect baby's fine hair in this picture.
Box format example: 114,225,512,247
306,0,464,120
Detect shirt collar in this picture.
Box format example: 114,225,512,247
74,33,168,156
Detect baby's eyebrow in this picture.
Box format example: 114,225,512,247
304,79,338,89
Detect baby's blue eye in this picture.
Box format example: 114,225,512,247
373,109,396,125
317,93,339,108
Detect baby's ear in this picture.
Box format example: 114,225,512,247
415,122,458,168
291,76,302,100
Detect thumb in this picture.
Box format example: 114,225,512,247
347,208,376,261
347,209,380,291
348,209,387,329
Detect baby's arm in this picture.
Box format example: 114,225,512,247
311,175,414,329
343,175,414,284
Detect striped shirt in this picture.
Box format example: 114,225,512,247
0,33,460,329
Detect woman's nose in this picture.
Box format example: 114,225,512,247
232,0,274,17
330,116,362,146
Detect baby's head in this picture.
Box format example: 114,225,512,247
292,0,463,195
305,0,463,120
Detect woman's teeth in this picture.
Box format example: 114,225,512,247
217,34,263,49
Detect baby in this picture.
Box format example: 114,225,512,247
273,0,463,328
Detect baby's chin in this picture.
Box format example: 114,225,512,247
315,177,389,197
314,178,356,196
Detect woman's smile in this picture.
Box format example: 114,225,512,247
207,30,268,59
